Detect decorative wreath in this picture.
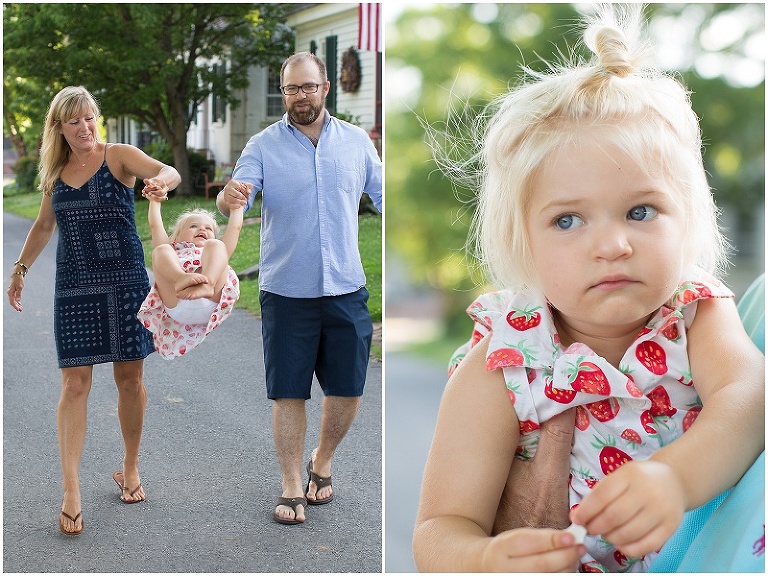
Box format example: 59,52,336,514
340,46,361,93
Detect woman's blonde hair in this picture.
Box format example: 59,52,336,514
169,208,221,243
39,86,102,195
434,4,729,290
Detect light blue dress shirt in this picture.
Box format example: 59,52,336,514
231,111,382,298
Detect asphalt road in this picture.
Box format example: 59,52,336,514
3,210,382,573
384,353,445,573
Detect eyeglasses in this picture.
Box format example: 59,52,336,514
280,83,322,95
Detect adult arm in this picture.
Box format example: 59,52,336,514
6,195,58,311
573,296,765,558
492,408,576,534
414,336,583,572
109,143,181,192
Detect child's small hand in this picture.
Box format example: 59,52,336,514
480,527,584,572
570,460,685,559
142,178,170,202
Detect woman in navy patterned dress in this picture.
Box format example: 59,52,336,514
6,86,180,535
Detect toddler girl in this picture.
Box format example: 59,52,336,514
137,183,244,358
414,5,764,573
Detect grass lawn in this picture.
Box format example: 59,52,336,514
2,192,383,328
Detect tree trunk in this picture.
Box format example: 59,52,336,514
2,109,29,159
171,142,193,197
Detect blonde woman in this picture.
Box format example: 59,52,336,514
6,86,180,535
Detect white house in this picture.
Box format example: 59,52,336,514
172,3,381,175
106,3,381,187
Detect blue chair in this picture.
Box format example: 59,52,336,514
651,275,765,573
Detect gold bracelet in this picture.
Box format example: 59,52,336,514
13,260,28,274
10,271,25,277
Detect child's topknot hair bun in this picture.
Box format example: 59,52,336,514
585,4,650,79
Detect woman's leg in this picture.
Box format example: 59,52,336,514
58,365,93,532
113,359,147,502
152,244,207,308
177,239,228,301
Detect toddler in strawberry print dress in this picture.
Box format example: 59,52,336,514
412,5,764,574
136,194,244,359
138,241,239,358
449,271,733,571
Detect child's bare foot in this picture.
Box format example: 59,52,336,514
177,282,215,300
174,273,208,294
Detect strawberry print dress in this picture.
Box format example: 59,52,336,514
449,270,733,572
137,241,239,359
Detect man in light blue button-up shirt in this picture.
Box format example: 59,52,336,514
217,52,382,526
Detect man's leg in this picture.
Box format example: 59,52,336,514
306,395,362,502
261,290,322,523
273,398,308,522
307,288,372,502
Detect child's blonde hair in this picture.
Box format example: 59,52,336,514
169,208,221,243
39,86,102,196
437,5,729,291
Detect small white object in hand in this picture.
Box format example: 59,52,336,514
565,523,587,544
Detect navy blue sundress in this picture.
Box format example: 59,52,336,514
51,154,154,368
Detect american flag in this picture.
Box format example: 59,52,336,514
357,3,381,52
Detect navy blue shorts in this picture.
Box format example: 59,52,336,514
259,288,373,399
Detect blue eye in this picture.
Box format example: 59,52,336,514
555,214,584,230
628,205,658,221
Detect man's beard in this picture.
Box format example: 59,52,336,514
285,97,324,126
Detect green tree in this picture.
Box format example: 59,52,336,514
386,3,764,338
3,3,294,196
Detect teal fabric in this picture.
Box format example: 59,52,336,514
738,274,765,354
650,275,765,572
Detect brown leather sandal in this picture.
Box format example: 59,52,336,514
273,496,307,525
306,459,334,505
112,470,145,503
59,510,84,535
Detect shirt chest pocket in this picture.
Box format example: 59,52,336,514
333,157,364,196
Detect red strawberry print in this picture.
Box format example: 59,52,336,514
614,550,628,568
661,322,679,341
487,347,524,369
506,305,542,331
621,428,642,447
592,436,633,475
486,341,535,370
636,341,668,375
625,374,643,398
682,405,702,432
586,398,620,422
519,419,540,434
545,378,577,404
582,561,608,572
569,361,611,395
648,385,677,417
640,410,657,434
575,405,590,430
471,328,484,346
526,368,536,384
679,281,713,304
599,444,632,475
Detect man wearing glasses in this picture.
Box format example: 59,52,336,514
217,52,382,525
